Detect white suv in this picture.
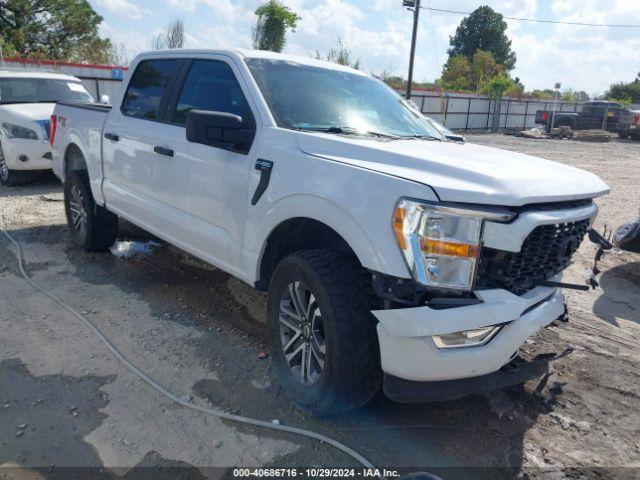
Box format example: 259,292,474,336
51,49,609,414
0,71,93,185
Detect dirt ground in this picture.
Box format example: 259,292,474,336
1,134,639,480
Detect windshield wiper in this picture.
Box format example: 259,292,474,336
396,134,442,141
293,125,401,140
0,100,59,105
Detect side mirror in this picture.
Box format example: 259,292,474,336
99,94,110,105
186,110,255,154
445,133,465,142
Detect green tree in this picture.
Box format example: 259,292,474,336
441,50,502,92
471,49,501,91
0,0,111,62
315,37,361,69
482,72,514,98
448,6,516,71
69,36,112,64
561,89,590,102
608,96,633,106
440,56,473,91
481,72,515,131
0,36,18,58
607,81,640,103
253,0,300,53
529,89,556,99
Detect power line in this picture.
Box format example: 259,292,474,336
421,6,640,28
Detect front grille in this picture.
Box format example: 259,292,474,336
476,219,590,295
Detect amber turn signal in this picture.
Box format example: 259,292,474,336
420,238,479,258
393,207,407,250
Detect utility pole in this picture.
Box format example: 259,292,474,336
404,0,421,100
601,102,610,132
549,82,560,132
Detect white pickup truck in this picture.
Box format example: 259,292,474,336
51,49,609,415
0,71,94,185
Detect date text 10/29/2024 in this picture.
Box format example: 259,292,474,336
233,469,401,478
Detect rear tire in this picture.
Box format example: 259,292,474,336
267,250,381,416
618,131,629,139
64,170,118,251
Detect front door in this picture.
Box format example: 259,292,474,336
151,58,258,276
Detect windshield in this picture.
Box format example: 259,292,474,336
246,58,443,140
0,78,94,104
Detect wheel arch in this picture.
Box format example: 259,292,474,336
250,192,412,290
64,142,88,176
256,217,367,291
61,139,106,206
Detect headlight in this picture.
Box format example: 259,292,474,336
393,199,514,291
2,123,38,140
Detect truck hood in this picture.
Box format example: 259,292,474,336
0,103,55,122
296,133,609,206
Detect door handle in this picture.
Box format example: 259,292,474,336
153,146,174,157
104,132,119,142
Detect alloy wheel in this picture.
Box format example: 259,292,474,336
278,281,326,385
68,184,88,239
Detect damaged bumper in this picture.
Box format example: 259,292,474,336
373,285,566,396
383,354,552,403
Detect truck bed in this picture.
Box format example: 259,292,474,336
51,101,111,188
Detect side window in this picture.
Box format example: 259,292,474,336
172,60,252,126
122,59,180,120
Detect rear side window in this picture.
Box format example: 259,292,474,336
171,60,252,125
122,59,180,120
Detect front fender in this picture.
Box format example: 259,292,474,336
246,190,433,282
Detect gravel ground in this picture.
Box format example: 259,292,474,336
1,135,639,479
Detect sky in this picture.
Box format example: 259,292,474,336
91,0,640,96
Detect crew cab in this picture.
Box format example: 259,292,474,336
0,71,94,185
535,100,624,132
50,49,609,414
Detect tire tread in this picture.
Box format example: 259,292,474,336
65,170,117,251
270,249,382,415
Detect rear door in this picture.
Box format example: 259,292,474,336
101,58,183,226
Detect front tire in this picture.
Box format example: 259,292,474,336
64,170,118,251
267,250,381,416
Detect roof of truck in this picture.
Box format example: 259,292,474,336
135,48,368,75
0,70,82,81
